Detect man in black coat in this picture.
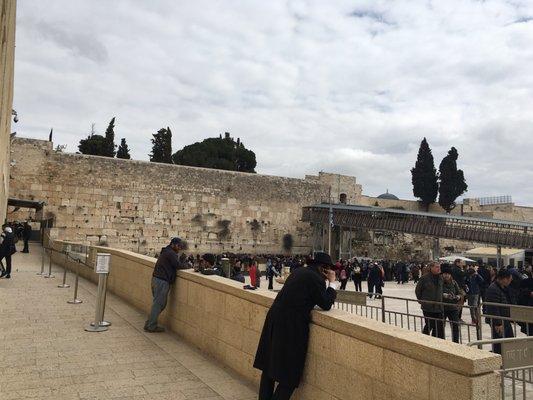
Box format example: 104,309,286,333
0,227,17,279
485,269,514,354
144,237,187,332
367,262,383,298
254,252,337,400
22,221,32,253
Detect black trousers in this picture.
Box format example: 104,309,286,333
443,309,460,343
268,275,273,290
259,372,295,400
368,281,382,298
23,239,29,253
353,279,362,292
491,322,514,354
422,311,444,339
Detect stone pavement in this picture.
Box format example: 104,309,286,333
0,243,257,400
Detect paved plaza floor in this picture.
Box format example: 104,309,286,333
0,244,257,400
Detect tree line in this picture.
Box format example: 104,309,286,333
77,118,257,173
411,138,468,213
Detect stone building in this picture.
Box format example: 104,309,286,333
0,0,17,223
9,137,533,259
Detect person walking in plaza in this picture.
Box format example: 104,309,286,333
339,262,348,290
485,269,514,354
254,252,337,400
441,265,464,343
415,261,444,339
367,262,383,299
21,221,32,253
351,262,363,292
0,227,17,279
411,264,421,284
266,258,279,290
451,259,467,321
466,267,484,324
144,237,187,333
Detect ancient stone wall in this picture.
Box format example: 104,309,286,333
10,138,334,256
0,0,17,223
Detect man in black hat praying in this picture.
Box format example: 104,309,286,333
253,251,338,400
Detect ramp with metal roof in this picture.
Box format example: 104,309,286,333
302,204,533,248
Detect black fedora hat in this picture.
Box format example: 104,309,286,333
310,252,334,268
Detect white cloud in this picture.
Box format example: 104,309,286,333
12,0,533,205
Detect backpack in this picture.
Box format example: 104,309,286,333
340,269,347,280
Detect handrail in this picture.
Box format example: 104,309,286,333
467,336,533,347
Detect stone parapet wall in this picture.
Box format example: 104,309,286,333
51,240,501,400
0,0,17,223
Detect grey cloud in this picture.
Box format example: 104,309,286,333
11,0,533,206
33,20,108,63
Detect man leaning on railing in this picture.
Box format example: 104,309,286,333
144,237,189,333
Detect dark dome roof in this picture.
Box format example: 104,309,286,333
377,190,399,200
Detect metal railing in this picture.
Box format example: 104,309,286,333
467,337,533,400
334,293,481,344
335,293,532,346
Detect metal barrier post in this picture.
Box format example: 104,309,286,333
58,252,70,288
37,244,45,275
475,305,482,346
91,272,111,327
85,253,110,332
381,296,386,323
67,260,82,304
43,248,54,278
85,274,108,332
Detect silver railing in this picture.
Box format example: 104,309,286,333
334,292,481,344
468,337,533,400
334,292,532,346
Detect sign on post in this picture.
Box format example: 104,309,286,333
334,291,367,306
502,340,533,369
95,253,111,274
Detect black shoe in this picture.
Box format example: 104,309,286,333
4,275,10,279
0,271,5,278
144,326,165,333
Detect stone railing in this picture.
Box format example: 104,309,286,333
51,241,501,400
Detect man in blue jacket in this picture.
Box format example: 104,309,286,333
144,237,187,332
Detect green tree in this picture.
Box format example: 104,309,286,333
103,117,116,157
150,127,173,163
411,137,438,211
172,132,256,173
78,123,109,156
438,147,468,213
116,138,131,159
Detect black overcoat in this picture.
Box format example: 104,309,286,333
253,265,336,388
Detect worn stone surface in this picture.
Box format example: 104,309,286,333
0,0,16,224
0,243,257,400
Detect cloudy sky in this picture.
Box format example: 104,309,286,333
12,0,533,204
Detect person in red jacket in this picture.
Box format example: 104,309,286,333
249,259,260,288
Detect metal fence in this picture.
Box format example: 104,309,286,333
334,292,481,344
467,337,533,400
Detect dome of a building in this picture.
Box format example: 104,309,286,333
377,189,399,200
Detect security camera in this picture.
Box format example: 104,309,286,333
13,116,18,123
11,109,18,123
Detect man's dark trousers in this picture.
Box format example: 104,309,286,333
444,309,460,343
491,322,514,354
145,277,170,330
22,238,29,253
422,311,445,339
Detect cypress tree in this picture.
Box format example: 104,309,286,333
411,138,438,210
150,127,173,163
438,147,468,213
116,138,131,159
103,117,116,157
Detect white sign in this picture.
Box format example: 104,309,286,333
95,253,111,274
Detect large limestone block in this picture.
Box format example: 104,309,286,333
429,366,500,400
331,331,384,380
383,349,430,399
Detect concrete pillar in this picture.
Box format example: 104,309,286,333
432,237,440,260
